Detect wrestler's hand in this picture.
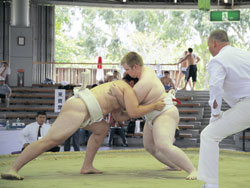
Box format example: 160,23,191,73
154,99,166,111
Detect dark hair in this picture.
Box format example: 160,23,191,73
58,84,75,91
36,111,47,117
188,48,193,53
98,80,104,85
164,71,170,74
91,84,98,88
123,74,139,84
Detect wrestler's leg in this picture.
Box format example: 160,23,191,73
152,106,197,179
143,121,180,170
80,120,109,174
1,98,88,180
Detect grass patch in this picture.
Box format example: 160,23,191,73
0,148,250,188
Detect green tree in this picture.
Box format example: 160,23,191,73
55,7,250,89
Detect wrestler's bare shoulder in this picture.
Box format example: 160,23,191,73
91,82,112,92
143,66,155,76
111,80,130,89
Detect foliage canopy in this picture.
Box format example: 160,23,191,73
55,7,250,89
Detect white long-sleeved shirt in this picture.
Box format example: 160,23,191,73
20,122,51,145
208,45,250,115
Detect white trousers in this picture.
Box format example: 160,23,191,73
198,98,250,185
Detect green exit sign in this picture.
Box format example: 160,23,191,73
210,10,240,22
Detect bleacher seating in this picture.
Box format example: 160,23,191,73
4,86,244,149
0,85,206,147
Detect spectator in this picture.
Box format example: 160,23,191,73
0,61,11,84
160,71,175,92
91,84,98,88
64,129,80,152
176,48,200,90
20,111,60,152
98,80,104,85
113,70,119,80
108,113,128,147
0,76,11,107
175,51,191,89
80,129,92,145
104,71,113,82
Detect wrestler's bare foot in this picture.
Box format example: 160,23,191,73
1,169,24,180
162,166,182,171
80,167,103,174
185,169,197,180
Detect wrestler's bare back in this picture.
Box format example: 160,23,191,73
90,81,123,116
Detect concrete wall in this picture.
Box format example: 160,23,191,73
9,26,33,86
0,2,11,61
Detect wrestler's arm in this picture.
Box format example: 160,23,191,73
111,109,130,122
133,78,152,104
109,81,165,119
123,83,165,118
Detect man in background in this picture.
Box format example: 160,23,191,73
21,111,60,152
0,76,11,107
176,48,200,90
113,70,119,80
175,51,191,89
160,71,175,92
0,61,11,84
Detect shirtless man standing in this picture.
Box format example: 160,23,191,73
175,51,191,89
121,52,197,180
176,48,200,90
1,76,165,180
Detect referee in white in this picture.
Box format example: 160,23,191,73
198,30,250,188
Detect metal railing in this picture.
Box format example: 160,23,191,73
33,61,179,85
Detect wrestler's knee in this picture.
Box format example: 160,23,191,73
144,145,152,153
144,142,155,154
43,135,63,147
152,140,172,154
92,124,109,136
